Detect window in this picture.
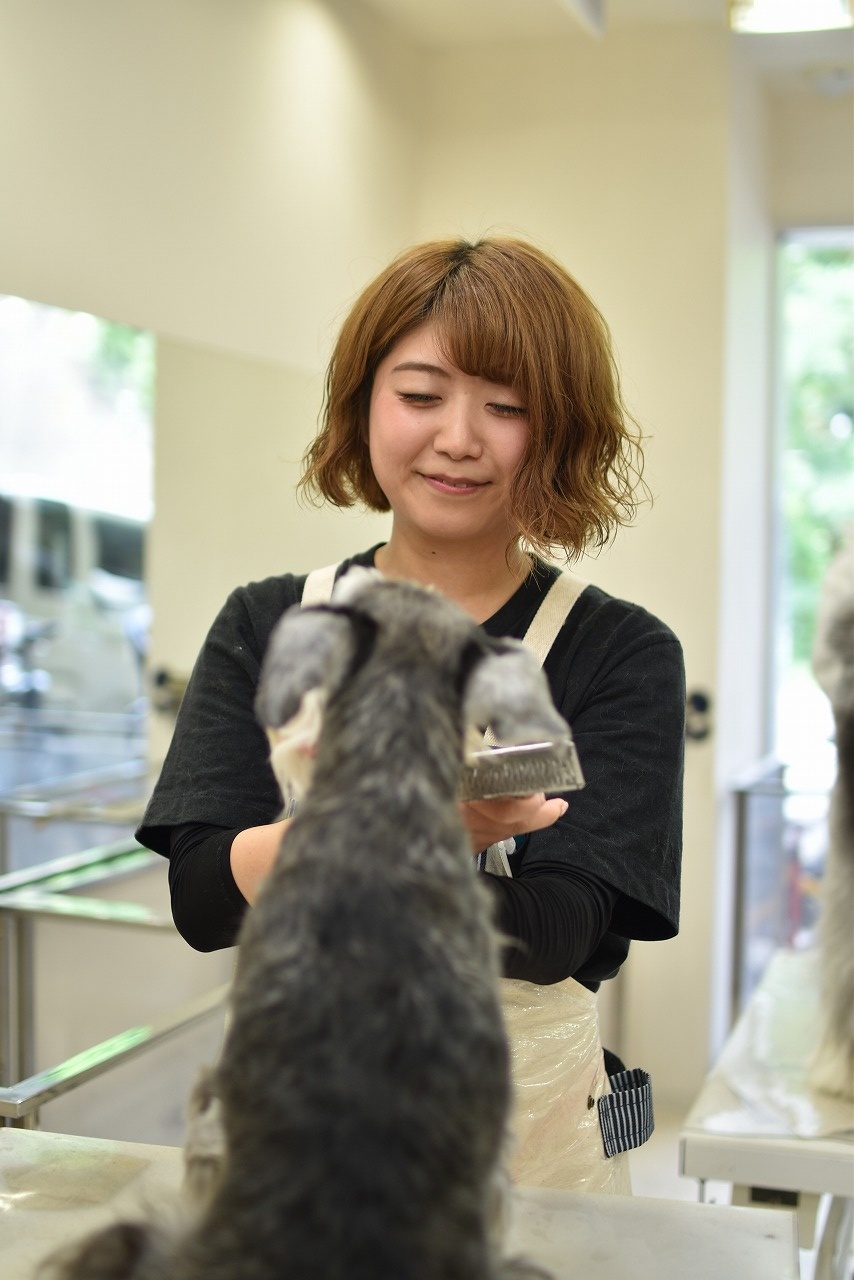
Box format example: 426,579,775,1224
35,500,73,591
0,294,153,714
734,229,852,1010
94,517,144,582
0,495,11,588
773,231,853,770
0,293,153,522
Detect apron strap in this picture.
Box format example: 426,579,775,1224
300,560,587,664
520,569,587,665
300,561,340,606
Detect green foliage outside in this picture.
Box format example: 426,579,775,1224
780,241,853,667
88,320,155,415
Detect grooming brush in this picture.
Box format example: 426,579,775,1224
459,737,585,802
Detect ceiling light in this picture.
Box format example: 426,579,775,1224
730,0,853,32
556,0,605,38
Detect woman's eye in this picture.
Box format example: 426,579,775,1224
490,402,527,417
399,392,438,404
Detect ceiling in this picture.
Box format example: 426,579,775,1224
356,0,854,91
357,0,724,45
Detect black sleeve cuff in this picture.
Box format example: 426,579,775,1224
167,822,248,952
482,862,617,985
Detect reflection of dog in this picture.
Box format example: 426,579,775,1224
809,537,854,1103
46,570,562,1279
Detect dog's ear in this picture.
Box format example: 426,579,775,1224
462,637,570,746
255,604,368,730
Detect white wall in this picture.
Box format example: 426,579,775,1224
151,338,390,680
712,38,776,1053
0,0,422,369
768,85,854,228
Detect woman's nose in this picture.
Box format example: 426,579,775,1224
432,398,482,458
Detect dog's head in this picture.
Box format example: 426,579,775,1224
255,568,569,800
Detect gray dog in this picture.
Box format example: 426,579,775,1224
45,571,563,1279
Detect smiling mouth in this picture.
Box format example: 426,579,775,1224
422,474,488,492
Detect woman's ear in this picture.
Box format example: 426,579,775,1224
462,638,570,747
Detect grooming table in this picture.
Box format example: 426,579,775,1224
679,948,854,1280
2,1127,797,1278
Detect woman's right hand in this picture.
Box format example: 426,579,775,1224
461,793,568,856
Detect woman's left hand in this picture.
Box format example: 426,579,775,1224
461,793,568,855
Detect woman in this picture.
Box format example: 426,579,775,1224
137,236,685,1190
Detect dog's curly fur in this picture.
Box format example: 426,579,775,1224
43,571,562,1279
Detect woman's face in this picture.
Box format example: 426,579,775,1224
368,323,529,551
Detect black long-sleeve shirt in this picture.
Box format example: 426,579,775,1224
138,547,685,989
165,820,619,986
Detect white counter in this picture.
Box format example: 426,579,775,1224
679,948,853,1279
1,1127,798,1278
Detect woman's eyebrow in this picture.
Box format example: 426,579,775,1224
391,361,451,378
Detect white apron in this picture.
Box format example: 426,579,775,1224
301,562,639,1194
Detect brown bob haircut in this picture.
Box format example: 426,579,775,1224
300,237,646,559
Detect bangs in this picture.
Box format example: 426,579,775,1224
425,265,532,392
